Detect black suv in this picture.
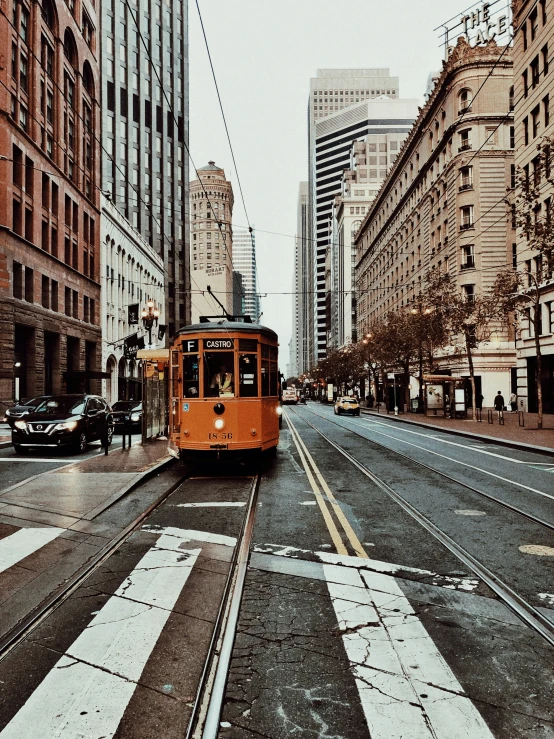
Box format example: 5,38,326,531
12,395,114,454
111,400,143,433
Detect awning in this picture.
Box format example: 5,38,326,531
423,375,459,382
63,370,111,380
136,349,170,361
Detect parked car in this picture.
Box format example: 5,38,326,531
3,396,50,428
11,395,114,454
111,400,143,433
334,396,360,416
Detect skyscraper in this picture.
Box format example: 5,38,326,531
309,90,418,360
232,227,260,322
100,0,189,336
307,69,405,363
294,182,309,374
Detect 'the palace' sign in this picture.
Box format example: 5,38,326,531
437,0,512,53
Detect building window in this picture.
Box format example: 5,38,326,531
13,261,23,299
461,245,475,269
459,166,473,190
509,86,514,111
511,164,516,189
51,280,58,311
459,88,472,114
42,275,50,309
543,44,549,76
531,56,540,88
530,7,538,40
544,95,550,127
532,105,541,138
462,284,475,303
459,129,471,151
523,69,529,97
460,205,474,230
523,117,529,145
25,267,34,302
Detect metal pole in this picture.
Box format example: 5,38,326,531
141,361,147,445
394,375,398,415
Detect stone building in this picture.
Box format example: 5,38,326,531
0,0,101,411
512,0,554,413
355,38,516,406
101,195,164,404
100,0,189,335
189,162,234,322
329,134,411,350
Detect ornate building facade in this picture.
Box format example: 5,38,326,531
512,0,554,413
189,162,234,322
0,0,101,411
355,38,516,405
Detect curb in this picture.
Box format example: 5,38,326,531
360,409,554,457
0,441,12,449
84,454,176,520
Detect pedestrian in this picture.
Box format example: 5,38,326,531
476,393,484,410
493,390,505,420
510,392,517,412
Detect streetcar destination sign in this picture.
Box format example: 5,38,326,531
205,339,234,349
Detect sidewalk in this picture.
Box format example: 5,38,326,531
0,437,173,526
362,408,554,453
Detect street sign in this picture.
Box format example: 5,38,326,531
387,373,395,380
124,333,145,359
128,303,139,325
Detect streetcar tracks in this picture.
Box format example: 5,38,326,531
306,407,554,534
290,408,554,649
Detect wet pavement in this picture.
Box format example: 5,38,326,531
0,415,553,738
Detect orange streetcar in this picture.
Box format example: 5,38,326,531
168,319,281,461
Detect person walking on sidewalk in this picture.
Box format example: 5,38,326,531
494,391,505,420
510,392,517,412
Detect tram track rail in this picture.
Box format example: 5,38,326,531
0,460,184,663
288,407,554,649
186,472,261,739
299,406,554,535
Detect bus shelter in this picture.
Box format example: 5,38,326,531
423,374,468,419
136,349,169,442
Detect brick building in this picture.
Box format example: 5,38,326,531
0,0,101,412
355,38,516,406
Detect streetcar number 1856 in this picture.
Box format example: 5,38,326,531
208,432,233,440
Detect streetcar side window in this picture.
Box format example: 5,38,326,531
261,360,270,396
183,354,199,398
204,351,235,397
269,346,278,396
239,353,258,397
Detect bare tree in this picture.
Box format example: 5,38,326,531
425,269,501,419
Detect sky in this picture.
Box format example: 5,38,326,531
188,0,473,371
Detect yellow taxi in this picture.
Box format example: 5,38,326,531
334,396,360,416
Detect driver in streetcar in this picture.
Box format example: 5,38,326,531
210,363,234,396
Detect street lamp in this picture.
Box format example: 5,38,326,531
141,300,160,346
410,301,434,412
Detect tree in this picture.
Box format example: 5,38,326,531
425,269,501,419
495,135,554,429
370,311,420,409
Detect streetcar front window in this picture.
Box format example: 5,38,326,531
183,354,199,398
239,353,258,397
204,352,235,397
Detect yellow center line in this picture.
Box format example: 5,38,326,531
284,413,347,555
285,412,368,559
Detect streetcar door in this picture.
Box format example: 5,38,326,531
170,349,181,433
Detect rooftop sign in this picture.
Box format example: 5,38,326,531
436,0,512,56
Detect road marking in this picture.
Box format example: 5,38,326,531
284,414,348,555
0,529,201,739
455,509,486,516
141,525,237,547
175,502,246,508
338,416,554,503
519,544,554,556
286,412,367,558
0,527,65,574
324,561,494,738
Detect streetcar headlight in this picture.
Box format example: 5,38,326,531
131,413,140,422
214,418,225,430
276,406,283,415
14,420,27,430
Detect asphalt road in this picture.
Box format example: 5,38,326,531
0,410,552,738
